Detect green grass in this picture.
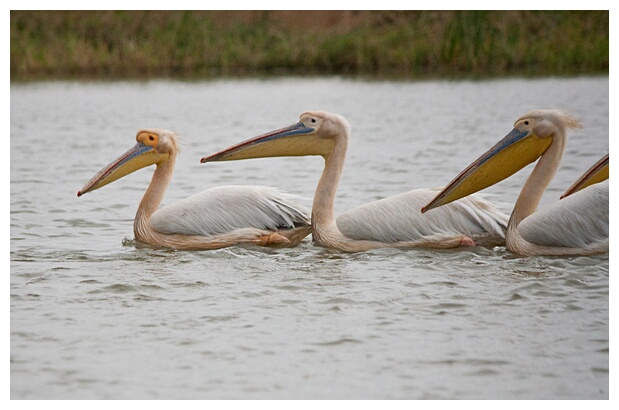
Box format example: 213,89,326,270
10,10,609,80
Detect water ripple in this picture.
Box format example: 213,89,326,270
10,77,609,399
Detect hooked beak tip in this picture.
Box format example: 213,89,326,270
421,202,438,214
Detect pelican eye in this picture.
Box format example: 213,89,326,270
524,120,529,125
137,132,159,146
311,118,316,123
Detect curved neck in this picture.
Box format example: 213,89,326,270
135,154,175,229
510,134,565,228
311,134,348,233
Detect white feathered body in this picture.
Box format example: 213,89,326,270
152,185,310,236
507,180,608,255
336,188,508,247
133,185,311,250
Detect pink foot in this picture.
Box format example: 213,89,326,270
460,237,476,247
255,232,291,246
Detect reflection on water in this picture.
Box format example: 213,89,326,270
10,77,608,399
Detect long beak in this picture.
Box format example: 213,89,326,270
422,128,551,213
201,121,330,163
77,142,160,197
561,154,609,199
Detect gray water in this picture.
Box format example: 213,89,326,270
10,77,608,399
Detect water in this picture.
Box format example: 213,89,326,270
10,77,609,399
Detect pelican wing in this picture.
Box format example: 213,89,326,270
336,188,508,246
150,185,311,237
519,180,608,248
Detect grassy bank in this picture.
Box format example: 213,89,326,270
10,10,609,80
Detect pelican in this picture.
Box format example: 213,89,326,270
422,110,609,256
561,154,608,199
77,128,311,250
200,111,508,252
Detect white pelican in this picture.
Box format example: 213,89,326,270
561,154,608,199
422,110,609,256
200,111,508,252
78,128,311,250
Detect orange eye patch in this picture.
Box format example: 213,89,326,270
137,132,158,146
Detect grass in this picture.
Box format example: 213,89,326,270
10,10,609,80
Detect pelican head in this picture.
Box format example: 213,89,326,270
422,109,581,213
201,111,348,163
561,154,609,199
77,128,179,197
